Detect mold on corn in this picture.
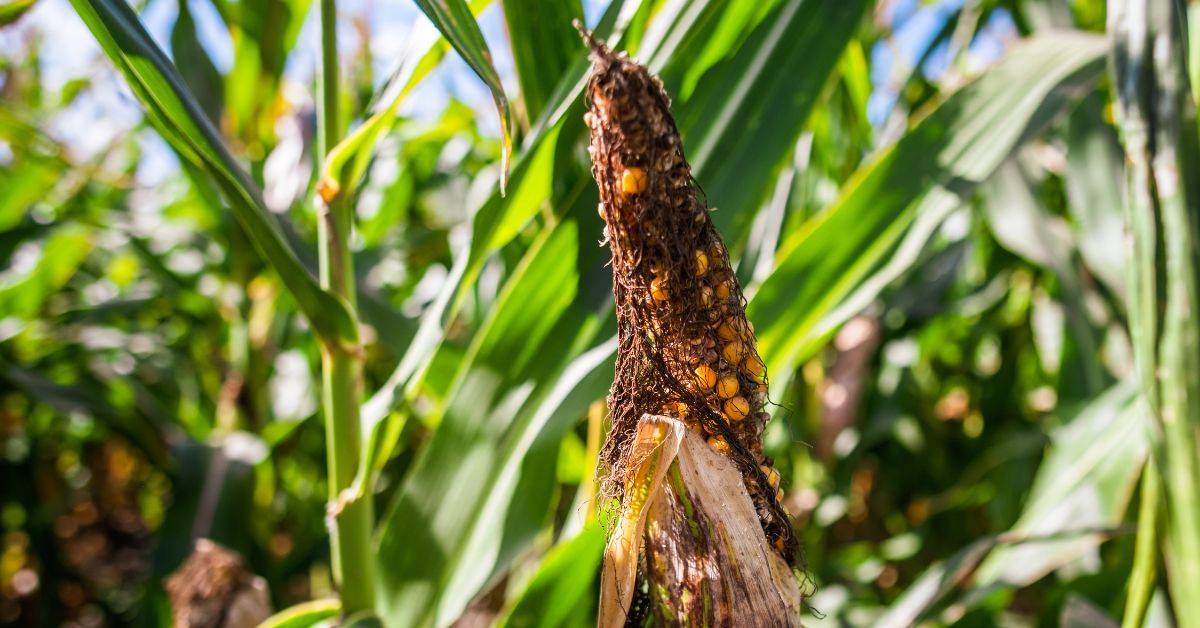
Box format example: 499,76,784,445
582,31,795,565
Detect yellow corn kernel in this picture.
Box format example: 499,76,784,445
722,341,745,364
699,285,714,307
693,364,717,390
650,276,669,302
724,396,749,421
716,375,739,399
621,167,648,195
744,355,766,381
775,487,785,503
663,400,689,416
707,435,730,454
760,465,780,488
715,279,731,300
717,322,738,341
694,250,709,277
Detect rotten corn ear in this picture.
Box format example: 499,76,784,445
582,28,802,626
584,29,794,563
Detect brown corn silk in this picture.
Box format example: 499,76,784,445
582,31,802,626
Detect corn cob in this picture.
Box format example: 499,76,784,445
581,28,801,625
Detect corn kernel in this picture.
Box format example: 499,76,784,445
707,435,730,454
694,250,709,277
651,276,669,302
760,465,780,488
724,396,749,420
775,487,785,503
693,365,717,390
716,375,739,399
722,341,745,364
715,279,731,300
621,167,648,195
717,322,738,341
744,355,766,381
663,401,689,416
699,285,714,307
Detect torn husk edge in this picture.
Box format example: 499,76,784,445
598,417,802,627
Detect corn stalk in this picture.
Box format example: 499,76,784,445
316,0,375,615
1109,0,1200,625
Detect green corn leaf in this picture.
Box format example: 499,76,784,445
750,33,1109,391
497,525,606,628
673,0,872,242
257,599,341,628
318,0,489,204
1124,462,1160,628
412,0,513,193
0,0,36,27
373,217,615,627
501,0,584,122
1065,93,1127,299
68,0,358,350
971,383,1143,590
879,384,1140,625
359,0,641,446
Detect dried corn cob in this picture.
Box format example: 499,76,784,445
581,27,802,626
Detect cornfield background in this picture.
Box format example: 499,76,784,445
0,0,1197,625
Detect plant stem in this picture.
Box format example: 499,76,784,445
317,0,374,614
1123,461,1159,628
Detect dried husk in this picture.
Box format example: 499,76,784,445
598,416,802,626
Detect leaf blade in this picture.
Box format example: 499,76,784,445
749,33,1110,389
68,0,357,348
412,0,513,192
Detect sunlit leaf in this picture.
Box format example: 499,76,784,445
374,219,615,626
502,0,584,122
750,33,1109,391
497,525,605,628
318,0,488,204
0,0,37,26
258,599,341,628
412,0,513,192
68,0,358,349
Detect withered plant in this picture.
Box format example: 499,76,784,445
581,29,803,626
